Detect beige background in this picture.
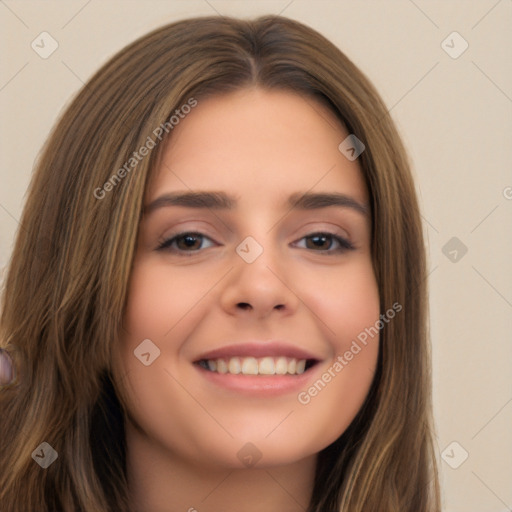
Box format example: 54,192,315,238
1,1,511,510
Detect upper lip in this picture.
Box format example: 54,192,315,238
194,342,322,362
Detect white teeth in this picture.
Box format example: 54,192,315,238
217,359,228,374
258,357,275,375
241,357,258,375
228,357,241,374
275,357,288,375
203,356,311,375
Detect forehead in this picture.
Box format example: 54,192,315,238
148,88,368,206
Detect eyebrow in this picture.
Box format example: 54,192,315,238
143,191,369,217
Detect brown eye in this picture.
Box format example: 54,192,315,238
176,234,203,250
295,232,355,253
305,234,334,250
157,232,216,253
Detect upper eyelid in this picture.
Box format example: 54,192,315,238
161,219,351,239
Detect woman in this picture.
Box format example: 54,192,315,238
0,15,441,512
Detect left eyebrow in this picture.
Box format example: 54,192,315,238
287,192,369,217
143,191,369,217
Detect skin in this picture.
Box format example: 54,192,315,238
113,88,380,512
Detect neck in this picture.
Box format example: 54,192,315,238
126,421,316,512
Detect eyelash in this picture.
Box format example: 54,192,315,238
156,231,355,255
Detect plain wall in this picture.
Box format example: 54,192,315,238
1,1,511,510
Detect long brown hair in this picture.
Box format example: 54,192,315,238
0,15,441,511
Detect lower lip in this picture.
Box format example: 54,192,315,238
194,363,321,396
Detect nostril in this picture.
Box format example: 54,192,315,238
237,302,252,310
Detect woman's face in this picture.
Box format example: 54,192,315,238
115,88,380,469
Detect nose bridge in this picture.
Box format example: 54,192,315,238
234,233,284,287
231,199,278,262
219,232,297,316
235,233,272,266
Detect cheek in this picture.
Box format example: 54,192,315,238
299,260,380,346
114,261,223,463
121,260,212,342
289,260,380,445
114,260,197,411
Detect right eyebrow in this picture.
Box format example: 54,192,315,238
143,191,236,215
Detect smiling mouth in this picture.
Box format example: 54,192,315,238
196,356,318,376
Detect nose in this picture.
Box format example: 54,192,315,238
219,241,299,319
